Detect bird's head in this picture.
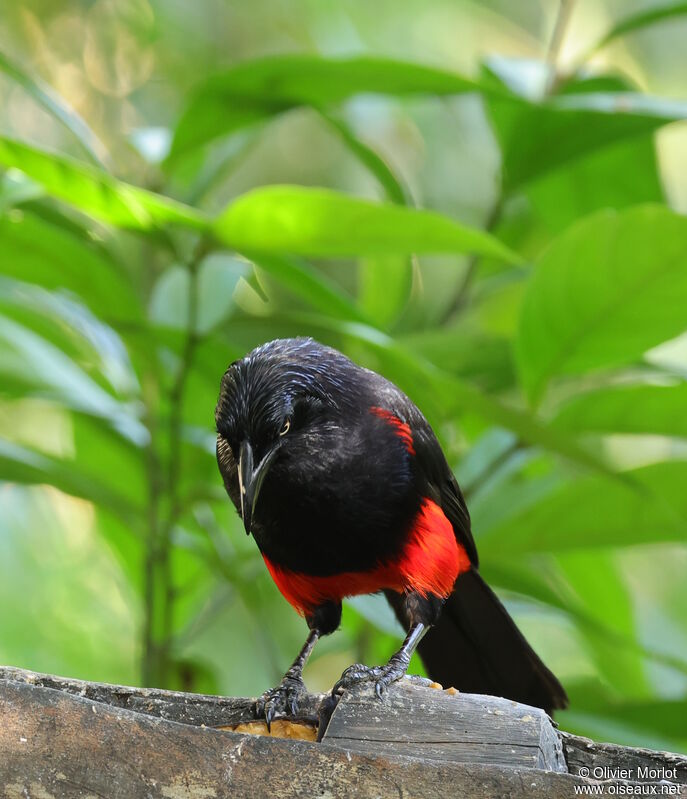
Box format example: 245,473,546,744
215,338,358,534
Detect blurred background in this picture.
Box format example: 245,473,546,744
1,0,686,753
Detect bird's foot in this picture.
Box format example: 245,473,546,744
253,673,306,730
332,657,408,699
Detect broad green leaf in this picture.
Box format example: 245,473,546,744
560,680,687,751
399,323,514,391
483,559,687,678
0,276,140,396
526,135,663,233
0,313,145,444
214,186,520,263
0,401,148,512
484,61,687,190
591,2,687,53
553,383,687,438
0,211,142,322
0,137,208,231
170,54,486,159
477,460,687,555
322,113,408,204
0,50,108,166
517,206,687,404
0,170,44,210
455,429,518,493
358,256,413,329
252,254,369,323
0,438,141,524
70,411,147,510
557,551,649,697
0,297,123,399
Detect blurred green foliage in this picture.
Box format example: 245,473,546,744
1,0,686,753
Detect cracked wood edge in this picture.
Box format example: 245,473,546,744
0,678,628,799
322,680,567,772
1,665,685,787
561,731,687,784
0,665,323,726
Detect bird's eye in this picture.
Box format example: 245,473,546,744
279,418,291,436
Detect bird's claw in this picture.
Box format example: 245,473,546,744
253,674,306,731
332,659,407,699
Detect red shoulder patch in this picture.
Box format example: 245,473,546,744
370,406,415,455
262,499,470,616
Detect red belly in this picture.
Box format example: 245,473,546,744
262,498,471,616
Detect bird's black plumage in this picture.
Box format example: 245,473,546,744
216,337,567,717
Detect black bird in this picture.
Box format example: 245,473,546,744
215,337,567,724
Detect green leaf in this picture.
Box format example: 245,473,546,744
0,210,142,322
557,551,649,697
525,134,663,233
0,136,208,231
358,256,413,329
214,186,520,263
553,382,687,438
591,2,687,52
477,460,687,555
484,61,687,190
0,313,144,443
0,50,108,166
399,323,514,390
252,254,369,323
321,113,408,204
170,54,486,160
0,438,141,524
516,206,687,404
560,681,687,751
483,559,687,679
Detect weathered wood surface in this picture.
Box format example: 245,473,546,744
324,680,566,771
1,666,685,798
562,731,687,785
0,665,322,727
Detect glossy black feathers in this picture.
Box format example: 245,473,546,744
215,337,567,713
216,338,424,574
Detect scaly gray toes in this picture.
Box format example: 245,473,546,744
332,661,407,698
253,675,306,730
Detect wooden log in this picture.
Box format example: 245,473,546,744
323,680,567,771
561,731,687,785
1,666,685,798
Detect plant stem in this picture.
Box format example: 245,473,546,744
156,236,210,686
140,236,211,688
141,374,162,687
440,197,504,325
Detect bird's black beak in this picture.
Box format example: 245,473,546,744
238,440,275,535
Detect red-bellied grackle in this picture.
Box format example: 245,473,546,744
215,338,567,725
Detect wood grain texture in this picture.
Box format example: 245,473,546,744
1,667,685,798
0,678,589,799
323,680,567,771
562,731,687,784
0,665,322,726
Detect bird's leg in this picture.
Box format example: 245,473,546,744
332,622,427,699
254,628,319,728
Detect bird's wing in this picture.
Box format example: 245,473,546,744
410,419,479,567
364,371,478,566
